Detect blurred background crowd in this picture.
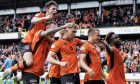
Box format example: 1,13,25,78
0,6,140,33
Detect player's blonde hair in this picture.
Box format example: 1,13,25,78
59,23,79,35
67,23,79,29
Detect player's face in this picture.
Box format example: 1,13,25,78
91,31,100,44
66,28,77,39
47,5,57,16
112,34,122,47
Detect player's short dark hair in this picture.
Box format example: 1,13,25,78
88,28,99,36
45,0,58,8
105,32,115,44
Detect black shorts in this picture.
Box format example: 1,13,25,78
22,72,39,84
18,41,32,56
84,80,105,84
60,73,80,84
50,77,61,84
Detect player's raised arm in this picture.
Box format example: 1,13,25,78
31,14,52,23
41,22,75,37
100,39,114,58
104,32,126,84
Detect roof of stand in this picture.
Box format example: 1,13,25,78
0,0,114,9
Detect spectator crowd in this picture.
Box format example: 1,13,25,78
0,6,140,33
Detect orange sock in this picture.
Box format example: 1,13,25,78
10,61,25,72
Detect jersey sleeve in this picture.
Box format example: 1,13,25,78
50,41,61,53
34,13,45,18
79,43,89,54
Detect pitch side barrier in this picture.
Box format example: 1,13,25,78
0,72,140,84
40,73,140,84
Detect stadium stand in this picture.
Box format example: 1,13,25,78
0,6,140,33
0,0,140,84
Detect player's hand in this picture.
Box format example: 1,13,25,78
87,68,94,77
45,14,54,20
45,11,57,20
59,62,68,67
